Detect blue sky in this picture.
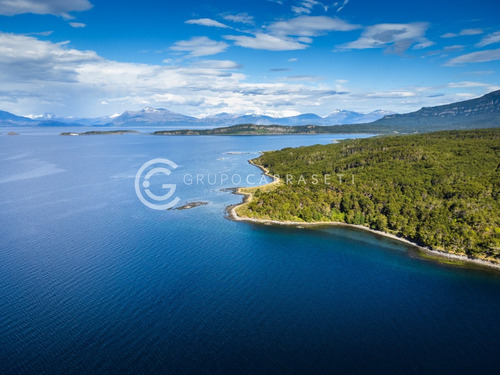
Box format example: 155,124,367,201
0,0,499,118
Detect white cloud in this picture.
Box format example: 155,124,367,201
222,13,254,25
0,32,351,118
292,0,331,14
4,32,495,119
441,33,457,39
441,28,484,38
444,45,465,52
69,22,86,28
336,0,349,12
292,6,310,14
364,91,417,98
297,36,313,43
414,40,435,49
0,32,99,83
225,33,308,51
269,16,360,36
0,0,92,18
170,37,229,57
192,60,242,69
185,18,230,29
339,23,433,53
476,31,500,47
460,28,484,36
445,48,500,65
222,16,358,52
26,31,54,36
447,81,500,89
288,57,298,62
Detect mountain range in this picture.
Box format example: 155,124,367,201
0,106,393,127
151,90,500,134
1,90,500,133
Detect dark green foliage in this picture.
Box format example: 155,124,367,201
153,123,393,135
244,128,500,260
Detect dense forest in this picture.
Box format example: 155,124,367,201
237,128,500,262
153,123,396,135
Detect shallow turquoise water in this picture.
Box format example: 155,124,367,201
0,131,499,374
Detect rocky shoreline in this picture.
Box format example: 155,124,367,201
226,159,500,272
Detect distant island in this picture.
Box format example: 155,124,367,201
230,128,500,269
153,123,390,135
60,130,139,136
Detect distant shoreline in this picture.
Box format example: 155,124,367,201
227,159,500,272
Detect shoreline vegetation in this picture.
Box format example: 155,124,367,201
228,196,500,271
227,128,500,271
153,124,385,135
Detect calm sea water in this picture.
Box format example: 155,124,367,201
0,130,499,374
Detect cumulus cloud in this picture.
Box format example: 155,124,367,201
0,32,351,117
476,31,500,47
338,22,433,53
0,32,99,83
185,18,230,29
225,33,308,51
170,36,229,57
269,16,360,36
445,48,500,65
0,0,93,18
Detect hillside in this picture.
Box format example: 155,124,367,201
372,90,500,130
0,110,34,126
236,128,500,263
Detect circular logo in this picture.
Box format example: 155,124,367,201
135,158,180,210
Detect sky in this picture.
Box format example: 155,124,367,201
0,0,499,118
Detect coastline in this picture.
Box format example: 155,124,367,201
227,159,500,272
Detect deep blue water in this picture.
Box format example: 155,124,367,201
0,131,499,374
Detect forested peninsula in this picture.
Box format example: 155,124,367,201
233,128,500,266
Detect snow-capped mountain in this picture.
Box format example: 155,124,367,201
110,107,198,126
199,110,393,127
0,107,395,127
3,90,500,132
